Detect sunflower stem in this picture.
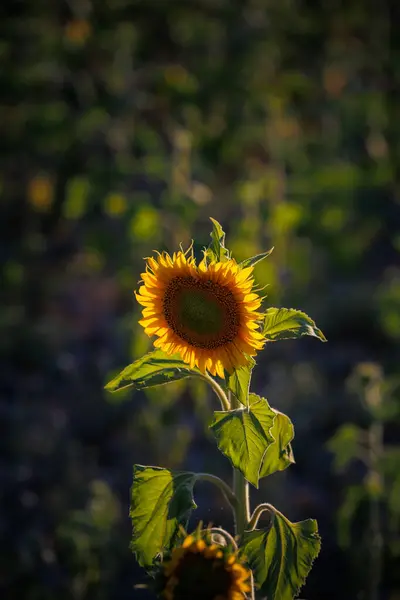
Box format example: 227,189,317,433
229,392,251,536
228,390,254,598
233,467,254,600
248,503,274,531
232,468,251,537
195,473,239,513
207,527,238,550
199,372,230,411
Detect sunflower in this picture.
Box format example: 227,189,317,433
135,250,265,378
160,534,251,600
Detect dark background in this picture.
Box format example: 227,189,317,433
1,1,400,599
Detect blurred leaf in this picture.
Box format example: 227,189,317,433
64,177,90,220
89,480,120,531
64,19,91,46
272,202,303,235
260,409,295,478
241,507,321,599
381,448,400,537
382,447,400,476
210,393,275,487
205,217,230,262
240,247,274,269
327,424,364,472
27,174,54,212
105,350,199,393
104,192,127,217
376,271,400,340
130,466,197,567
388,473,400,541
226,358,255,406
130,205,161,241
262,308,327,342
337,485,365,548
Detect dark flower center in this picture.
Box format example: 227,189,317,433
170,552,235,600
163,276,240,349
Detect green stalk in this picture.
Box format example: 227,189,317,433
248,503,274,531
232,466,254,600
199,371,230,411
195,473,239,513
233,467,251,537
227,390,251,537
228,391,254,599
208,527,238,550
201,379,255,598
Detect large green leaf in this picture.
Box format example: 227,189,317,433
205,217,230,262
130,466,197,567
260,409,295,478
226,359,255,407
262,308,327,342
241,507,321,599
105,350,198,392
240,247,274,268
210,394,276,487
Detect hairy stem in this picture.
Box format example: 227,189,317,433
228,391,251,537
248,503,274,531
208,527,238,550
233,468,251,537
232,473,253,600
199,372,230,411
228,390,254,599
195,472,239,513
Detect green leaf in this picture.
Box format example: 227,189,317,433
210,394,276,487
241,507,321,600
240,247,274,268
130,465,197,567
260,410,295,478
337,485,365,548
262,307,327,342
327,424,364,472
205,217,230,262
105,350,198,393
226,358,255,407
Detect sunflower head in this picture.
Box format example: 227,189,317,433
159,531,251,600
136,246,265,378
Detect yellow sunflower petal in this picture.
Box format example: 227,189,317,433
182,535,195,548
192,540,206,552
163,534,250,599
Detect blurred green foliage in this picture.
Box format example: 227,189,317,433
327,364,400,600
1,0,399,598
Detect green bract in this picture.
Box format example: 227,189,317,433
204,217,231,263
105,218,326,599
